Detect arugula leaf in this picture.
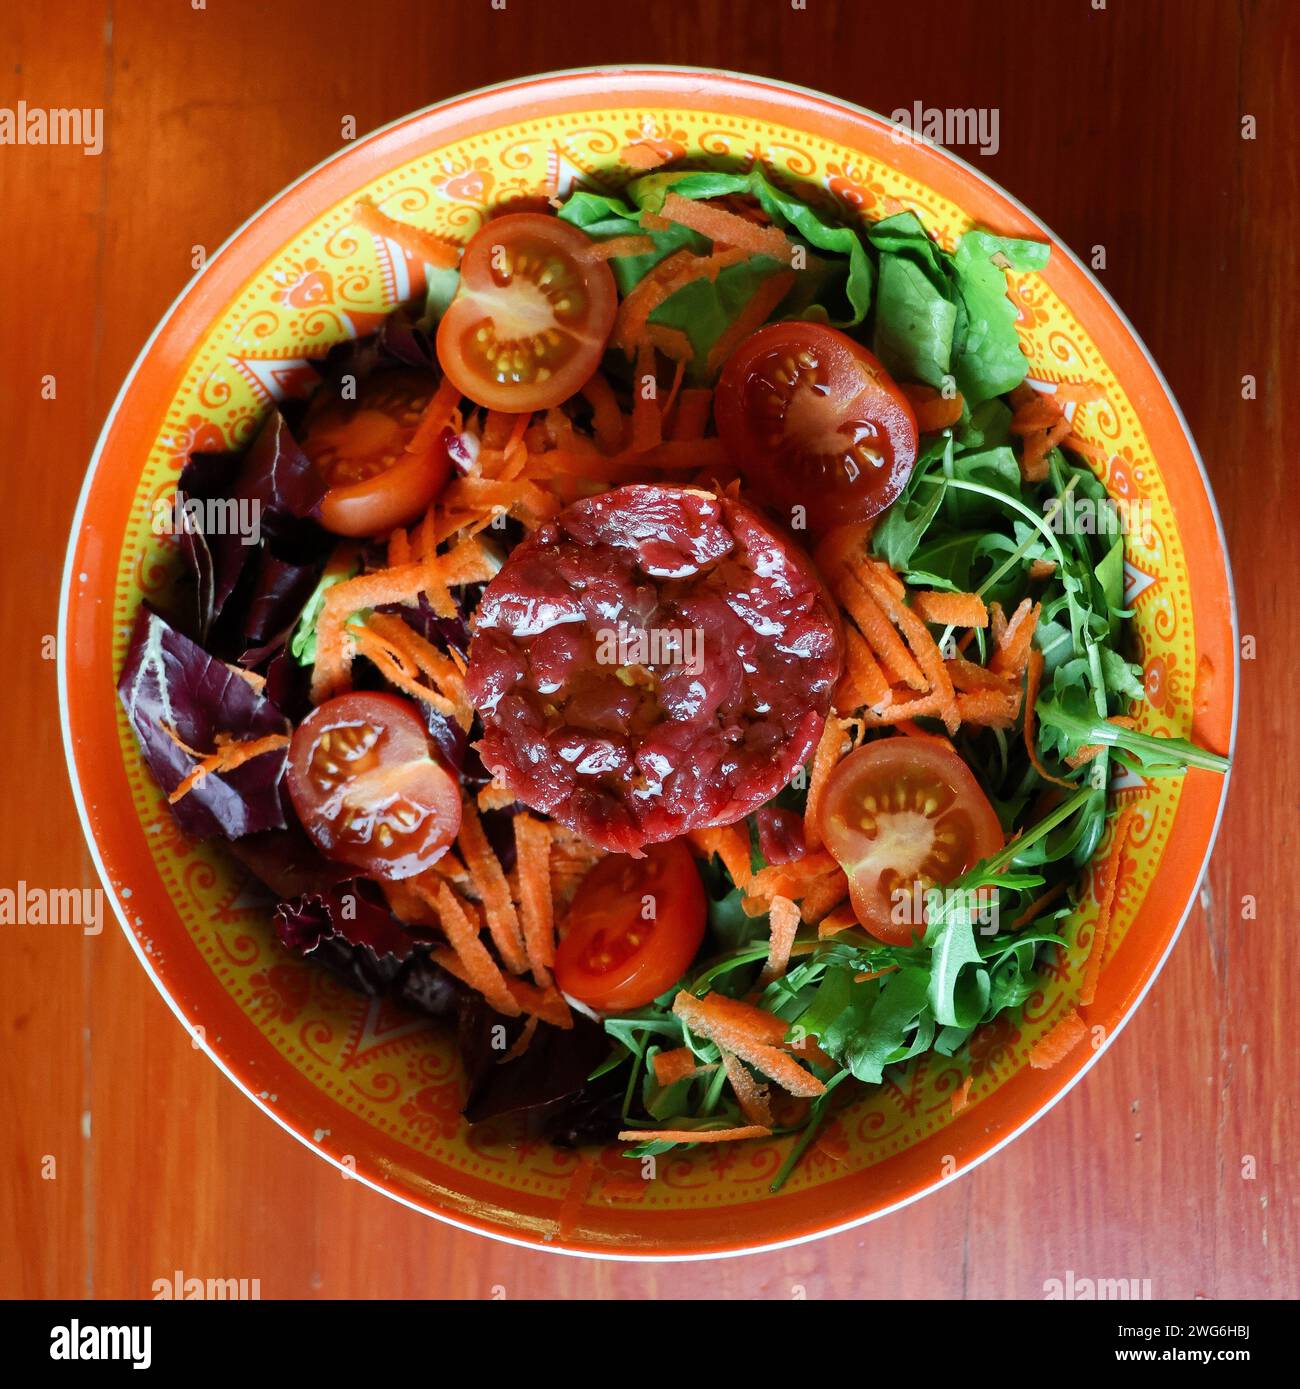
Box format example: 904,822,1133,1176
1036,686,1230,774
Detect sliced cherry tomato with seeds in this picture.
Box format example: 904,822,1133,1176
715,322,919,531
437,213,617,412
817,737,1003,945
553,839,706,1012
286,691,461,880
303,368,454,537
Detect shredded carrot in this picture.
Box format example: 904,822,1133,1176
902,382,965,433
351,199,461,270
311,543,489,702
387,527,411,567
803,716,852,853
674,993,824,1098
797,869,850,923
660,192,792,261
704,271,797,378
362,611,469,722
817,903,860,938
1028,558,1057,580
556,1155,596,1238
1028,1008,1088,1069
584,233,657,260
581,372,627,453
689,824,752,890
504,975,573,1029
458,802,528,976
989,598,1041,677
945,656,1015,694
514,813,555,985
668,388,713,441
721,1050,774,1128
618,1125,772,1144
476,781,516,812
853,965,900,984
859,690,950,726
676,990,789,1047
499,1015,539,1064
652,1046,703,1087
1065,715,1140,768
1079,807,1136,1006
167,732,289,804
834,568,926,691
746,852,838,903
349,624,457,716
620,141,674,171
912,590,988,628
1011,386,1072,482
955,687,1023,729
862,567,959,734
416,881,520,1017
646,323,693,363
760,895,801,985
440,476,558,525
1010,879,1068,931
834,625,892,712
612,247,745,354
951,1075,974,1115
630,341,663,453
895,719,955,749
1023,647,1076,787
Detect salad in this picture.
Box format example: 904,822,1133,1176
119,165,1228,1190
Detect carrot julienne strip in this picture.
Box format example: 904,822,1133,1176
803,716,852,853
584,233,657,260
651,1046,702,1087
989,597,1040,677
1079,806,1136,1006
458,802,529,975
581,372,627,453
167,733,289,804
704,271,797,378
721,1050,774,1129
1028,1008,1088,1069
618,1125,772,1144
760,895,801,985
417,883,520,1018
861,568,959,734
668,388,713,441
689,824,752,890
630,341,662,453
912,589,988,628
833,568,926,691
351,200,461,270
673,993,824,1098
514,813,555,984
660,192,792,261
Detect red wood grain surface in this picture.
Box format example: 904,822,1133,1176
1,0,1295,1299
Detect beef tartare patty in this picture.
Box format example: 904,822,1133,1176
464,484,843,854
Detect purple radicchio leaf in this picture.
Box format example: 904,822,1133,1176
117,606,291,840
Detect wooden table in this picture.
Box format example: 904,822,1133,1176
2,0,1294,1299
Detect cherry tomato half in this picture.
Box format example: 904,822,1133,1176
436,213,617,412
302,368,454,537
817,737,1003,945
554,839,706,1012
286,692,461,881
715,322,919,531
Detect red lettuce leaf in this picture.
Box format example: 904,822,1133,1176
117,606,291,839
